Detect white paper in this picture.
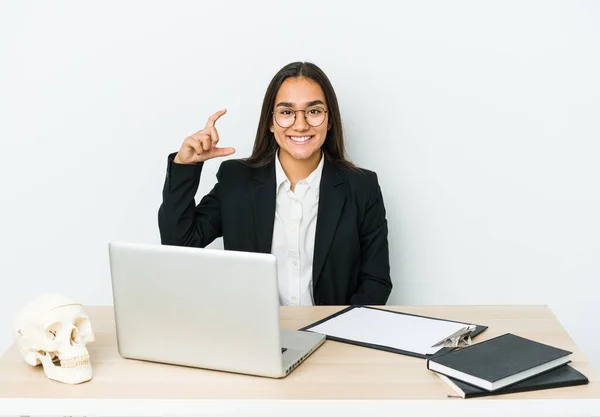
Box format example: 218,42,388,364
307,307,471,355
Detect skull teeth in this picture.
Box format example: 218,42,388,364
57,354,90,368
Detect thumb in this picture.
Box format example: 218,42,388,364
212,147,236,158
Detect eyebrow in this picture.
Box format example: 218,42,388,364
275,100,326,108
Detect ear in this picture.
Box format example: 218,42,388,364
269,124,274,133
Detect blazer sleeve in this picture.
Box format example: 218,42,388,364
158,153,223,247
349,172,393,305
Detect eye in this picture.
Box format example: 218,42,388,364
75,317,92,335
279,109,293,116
46,324,60,341
307,107,323,115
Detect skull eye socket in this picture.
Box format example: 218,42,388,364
45,323,61,341
74,317,92,340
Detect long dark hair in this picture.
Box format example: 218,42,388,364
244,62,354,168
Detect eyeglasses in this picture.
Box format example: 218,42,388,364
272,106,328,128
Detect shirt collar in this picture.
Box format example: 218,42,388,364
275,151,325,191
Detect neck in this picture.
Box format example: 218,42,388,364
278,151,322,191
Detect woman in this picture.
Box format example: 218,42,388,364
158,61,392,306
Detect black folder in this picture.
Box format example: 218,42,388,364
436,364,588,398
300,305,488,359
425,333,573,391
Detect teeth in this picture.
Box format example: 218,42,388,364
289,136,311,142
58,354,91,369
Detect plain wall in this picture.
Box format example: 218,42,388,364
1,1,599,371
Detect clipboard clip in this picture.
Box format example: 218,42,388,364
431,324,477,348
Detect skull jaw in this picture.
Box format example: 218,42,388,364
37,352,93,384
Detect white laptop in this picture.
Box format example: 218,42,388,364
107,241,325,378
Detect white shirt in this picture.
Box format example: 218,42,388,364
271,153,324,306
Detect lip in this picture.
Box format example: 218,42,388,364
287,135,313,145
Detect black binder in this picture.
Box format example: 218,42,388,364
425,333,573,391
300,305,488,359
436,364,588,398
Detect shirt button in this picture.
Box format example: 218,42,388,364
292,260,298,267
292,296,297,300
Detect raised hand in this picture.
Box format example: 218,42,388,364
174,109,236,164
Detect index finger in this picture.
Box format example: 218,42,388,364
205,108,227,129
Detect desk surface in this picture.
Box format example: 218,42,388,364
1,305,599,417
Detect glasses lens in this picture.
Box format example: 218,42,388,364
275,109,295,128
305,106,325,127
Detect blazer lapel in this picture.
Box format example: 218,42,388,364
313,158,345,286
250,161,276,253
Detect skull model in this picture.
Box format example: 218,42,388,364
13,293,95,384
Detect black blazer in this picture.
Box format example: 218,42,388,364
158,152,392,305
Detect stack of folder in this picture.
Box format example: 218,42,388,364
426,333,588,398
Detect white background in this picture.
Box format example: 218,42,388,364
1,0,599,372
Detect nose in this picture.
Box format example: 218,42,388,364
291,110,309,131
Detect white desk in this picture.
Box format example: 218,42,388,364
0,305,599,416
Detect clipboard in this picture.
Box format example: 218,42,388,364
299,305,488,359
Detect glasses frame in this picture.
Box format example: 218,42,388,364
271,106,328,128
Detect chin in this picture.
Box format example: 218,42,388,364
286,148,319,161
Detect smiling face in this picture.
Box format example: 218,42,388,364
269,77,330,166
